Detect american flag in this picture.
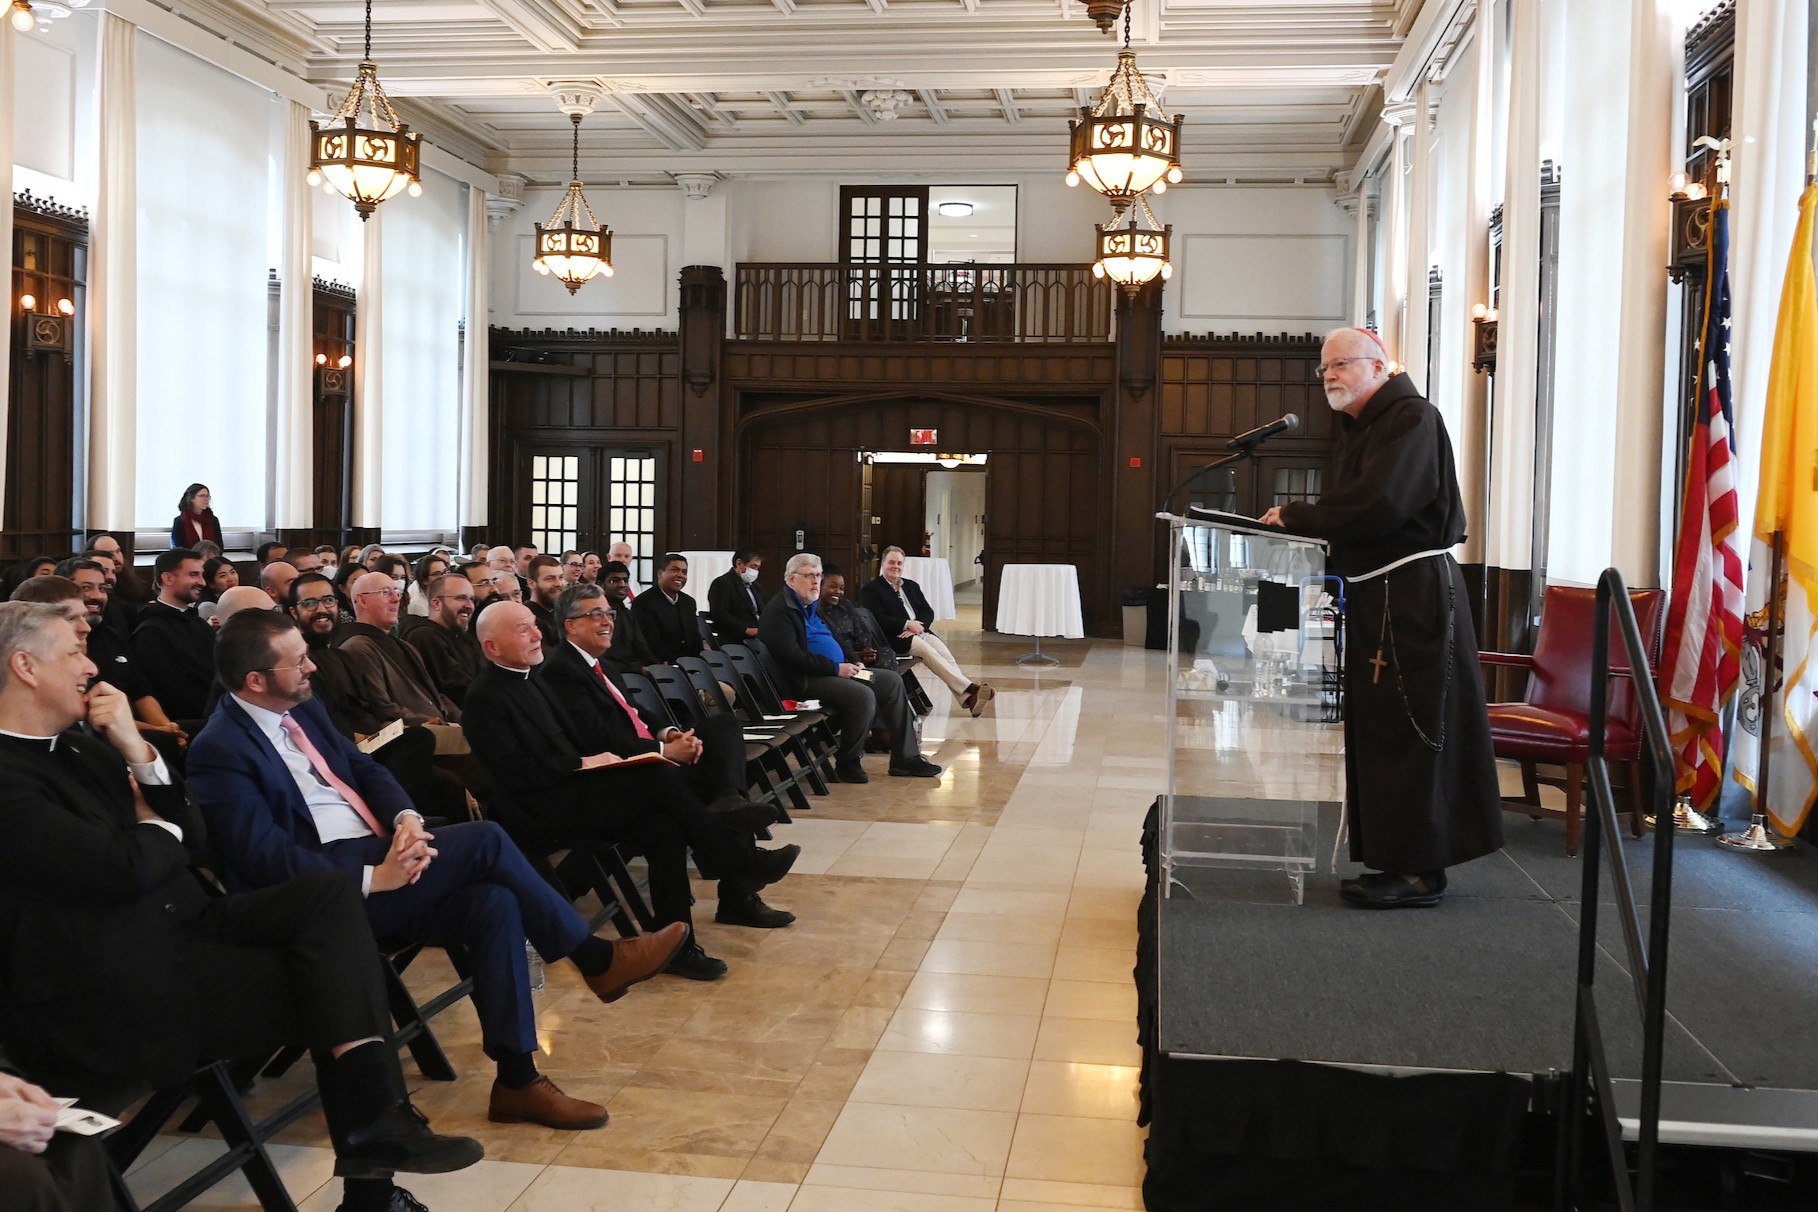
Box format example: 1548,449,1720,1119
1660,199,1744,809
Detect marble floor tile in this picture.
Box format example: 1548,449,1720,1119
720,1179,801,1211
800,1162,1003,1200
1005,1114,1148,1188
918,939,1057,980
1032,1018,1142,1067
300,1161,546,1212
934,910,1065,946
1043,978,1138,1022
898,970,1052,1017
814,1102,1017,1176
787,1188,996,1211
947,888,1071,917
1020,1061,1142,1121
996,1177,1145,1209
850,1048,1031,1112
126,1140,335,1210
506,1166,734,1211
876,1006,1042,1059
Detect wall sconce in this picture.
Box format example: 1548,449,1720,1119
314,352,352,368
55,297,73,316
1668,138,1728,284
18,293,35,312
1471,302,1498,374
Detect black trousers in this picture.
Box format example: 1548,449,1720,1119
0,1136,113,1212
538,764,758,927
676,712,747,803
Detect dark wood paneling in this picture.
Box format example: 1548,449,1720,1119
309,279,356,548
868,463,927,569
5,193,85,562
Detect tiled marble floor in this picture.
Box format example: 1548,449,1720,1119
129,602,1164,1211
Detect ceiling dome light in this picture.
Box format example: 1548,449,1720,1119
937,201,974,218
1066,1,1184,214
307,0,422,220
533,113,613,294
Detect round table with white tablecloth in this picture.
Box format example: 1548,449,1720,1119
994,562,1085,665
898,556,957,622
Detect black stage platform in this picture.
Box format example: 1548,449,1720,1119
1136,800,1818,1210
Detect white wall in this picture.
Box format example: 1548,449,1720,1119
490,184,684,330
924,468,986,590
1155,186,1352,335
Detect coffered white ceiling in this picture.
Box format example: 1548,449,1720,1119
172,0,1429,186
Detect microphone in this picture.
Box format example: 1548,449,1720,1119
1225,413,1300,450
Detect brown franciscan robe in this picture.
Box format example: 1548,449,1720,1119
1279,373,1503,875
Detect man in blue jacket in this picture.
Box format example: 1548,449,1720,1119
188,611,686,1133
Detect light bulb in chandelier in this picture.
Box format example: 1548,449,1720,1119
1092,195,1172,293
9,1,34,33
1065,1,1184,214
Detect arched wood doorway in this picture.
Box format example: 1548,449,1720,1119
735,391,1106,630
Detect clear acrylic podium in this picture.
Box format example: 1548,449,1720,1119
1157,510,1342,905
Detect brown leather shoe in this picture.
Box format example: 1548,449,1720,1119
487,1076,608,1130
582,921,688,1003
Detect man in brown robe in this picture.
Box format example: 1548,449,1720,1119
1262,327,1503,908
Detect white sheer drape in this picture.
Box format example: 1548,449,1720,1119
1486,0,1544,570
1403,83,1434,392
353,211,383,528
1729,0,1810,541
460,183,490,533
274,101,314,529
132,33,272,530
379,169,464,530
88,12,137,533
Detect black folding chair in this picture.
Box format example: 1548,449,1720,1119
721,644,836,792
678,655,809,816
695,611,720,651
479,795,656,935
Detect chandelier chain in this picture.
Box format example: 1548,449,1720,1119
364,0,372,61
1122,0,1130,51
571,114,581,182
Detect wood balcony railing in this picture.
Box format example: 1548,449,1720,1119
734,263,1115,344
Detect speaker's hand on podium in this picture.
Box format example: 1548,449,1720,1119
1258,507,1286,527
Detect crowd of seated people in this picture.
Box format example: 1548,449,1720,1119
0,528,985,1207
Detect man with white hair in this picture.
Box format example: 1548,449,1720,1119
1260,327,1501,909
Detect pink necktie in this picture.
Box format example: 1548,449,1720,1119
593,662,654,741
279,714,389,837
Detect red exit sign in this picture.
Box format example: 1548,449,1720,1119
909,428,938,446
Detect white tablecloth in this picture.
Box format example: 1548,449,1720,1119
995,563,1085,638
899,556,957,622
677,549,735,592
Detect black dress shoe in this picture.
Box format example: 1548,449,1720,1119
1347,872,1446,910
888,757,943,778
749,843,800,888
834,760,869,784
335,1103,484,1178
338,1187,430,1212
665,939,729,981
715,893,797,928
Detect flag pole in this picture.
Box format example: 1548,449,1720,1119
1719,530,1799,851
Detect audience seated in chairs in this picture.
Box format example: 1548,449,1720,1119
818,566,942,779
131,547,217,726
255,541,289,569
598,561,656,677
525,555,566,648
202,556,240,603
631,553,705,664
334,573,465,734
463,603,801,984
759,553,942,784
260,558,300,607
861,545,995,717
707,550,766,642
539,583,786,850
51,559,189,754
559,551,585,586
405,553,450,621
606,543,642,598
189,610,686,1132
0,601,484,1212
404,573,486,708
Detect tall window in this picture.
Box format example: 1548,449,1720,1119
529,455,579,553
842,186,927,333
607,453,657,587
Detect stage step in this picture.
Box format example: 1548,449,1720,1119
1613,1081,1818,1152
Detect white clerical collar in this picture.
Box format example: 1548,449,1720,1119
0,726,61,750
660,589,680,605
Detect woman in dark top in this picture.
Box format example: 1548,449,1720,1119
170,483,224,549
202,556,240,601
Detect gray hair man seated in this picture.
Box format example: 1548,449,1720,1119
757,553,941,785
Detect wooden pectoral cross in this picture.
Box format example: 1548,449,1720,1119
1369,648,1388,684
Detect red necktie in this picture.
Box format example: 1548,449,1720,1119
279,714,389,837
593,662,654,741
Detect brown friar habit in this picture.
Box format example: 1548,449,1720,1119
1279,373,1503,874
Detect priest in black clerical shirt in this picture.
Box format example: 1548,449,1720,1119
630,553,705,664
130,548,217,724
462,603,802,983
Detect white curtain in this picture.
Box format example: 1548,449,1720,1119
1729,0,1810,541
274,101,314,529
0,16,14,515
87,12,136,533
353,210,383,528
1403,83,1434,392
1350,181,1371,325
1382,116,1409,361
379,168,464,531
133,33,273,531
459,183,490,534
1486,0,1544,570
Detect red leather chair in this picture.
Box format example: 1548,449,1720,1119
1481,585,1667,855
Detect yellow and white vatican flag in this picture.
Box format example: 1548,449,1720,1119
1733,181,1818,837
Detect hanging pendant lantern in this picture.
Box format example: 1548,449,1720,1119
532,113,613,294
1093,195,1171,293
1066,1,1184,214
307,0,422,220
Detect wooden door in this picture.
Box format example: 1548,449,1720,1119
745,443,863,597
840,186,929,341
869,463,926,563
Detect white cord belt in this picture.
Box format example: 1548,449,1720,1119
1343,547,1454,584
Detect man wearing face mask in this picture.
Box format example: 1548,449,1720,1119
1259,327,1501,910
707,550,766,641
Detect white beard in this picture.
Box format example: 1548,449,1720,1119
1324,384,1353,411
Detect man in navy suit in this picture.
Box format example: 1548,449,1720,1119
188,611,687,1133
